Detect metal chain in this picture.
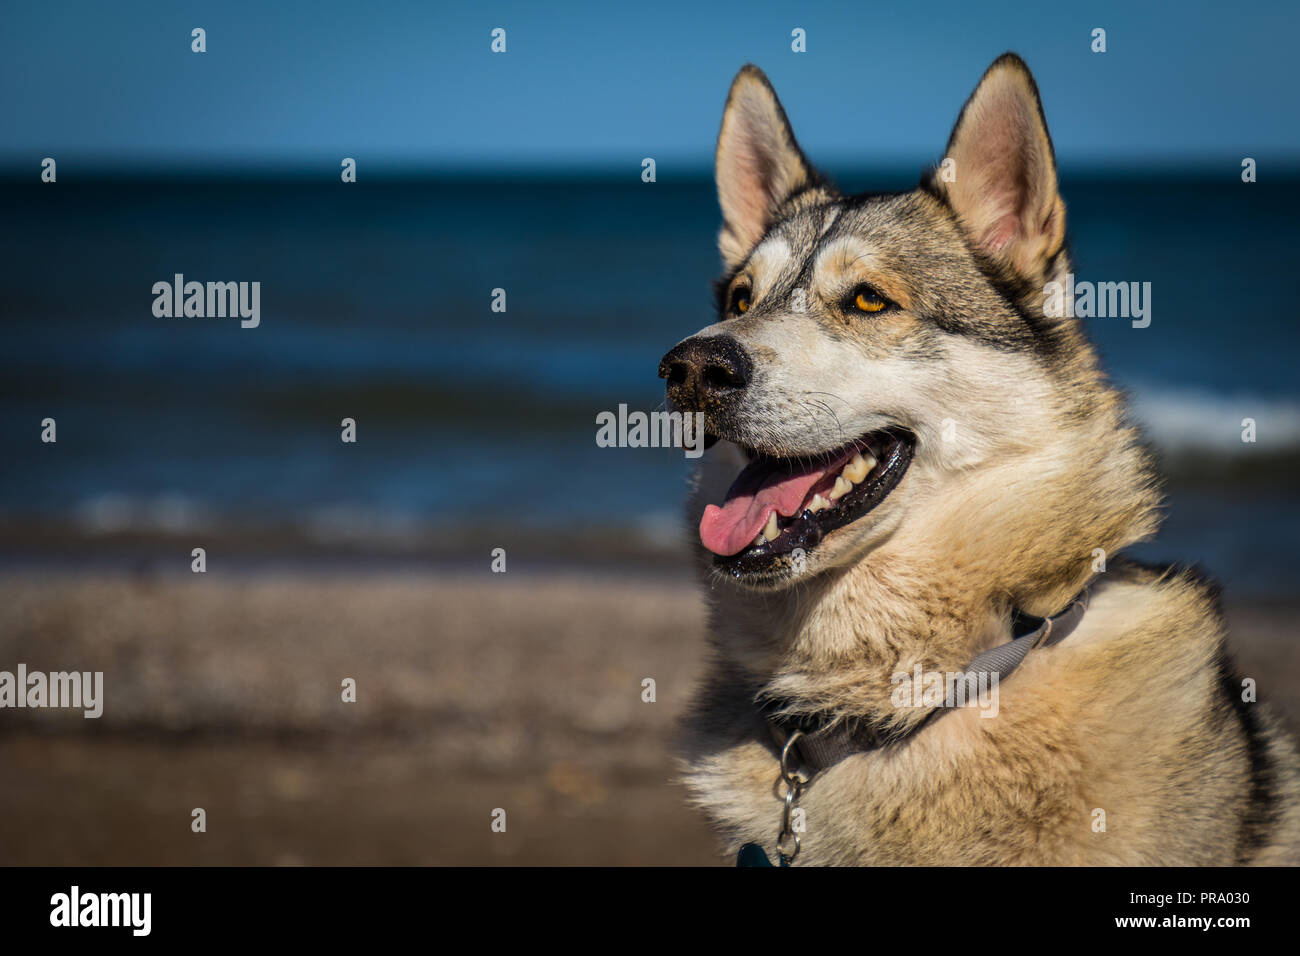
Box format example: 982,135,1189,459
776,730,811,865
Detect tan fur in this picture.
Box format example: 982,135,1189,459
671,55,1300,866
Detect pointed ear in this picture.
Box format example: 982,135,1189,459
931,54,1066,281
715,65,817,269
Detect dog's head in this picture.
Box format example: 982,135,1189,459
661,55,1158,596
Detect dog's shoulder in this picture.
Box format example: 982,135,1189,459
1029,556,1300,863
1066,555,1225,658
1034,556,1231,731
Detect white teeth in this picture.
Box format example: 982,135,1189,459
829,476,853,501
843,452,875,484
807,493,829,514
751,511,781,548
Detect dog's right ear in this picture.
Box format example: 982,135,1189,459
715,65,816,270
928,53,1066,283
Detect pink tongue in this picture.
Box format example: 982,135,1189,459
699,460,836,557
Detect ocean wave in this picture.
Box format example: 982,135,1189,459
35,387,1299,548
1128,386,1300,454
73,493,214,535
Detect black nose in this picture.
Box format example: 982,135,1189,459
658,335,753,411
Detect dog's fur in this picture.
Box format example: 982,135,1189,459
667,54,1300,865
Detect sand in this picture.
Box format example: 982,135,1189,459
0,569,1294,865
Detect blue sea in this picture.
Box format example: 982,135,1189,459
2,171,1297,594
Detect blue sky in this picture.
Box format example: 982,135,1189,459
2,0,1297,171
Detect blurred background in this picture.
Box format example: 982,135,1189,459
1,0,1297,864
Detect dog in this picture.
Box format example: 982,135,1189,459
660,54,1300,865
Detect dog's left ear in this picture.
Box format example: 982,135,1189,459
715,65,817,270
930,53,1066,282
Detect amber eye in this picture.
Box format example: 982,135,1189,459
851,288,889,314
731,287,752,315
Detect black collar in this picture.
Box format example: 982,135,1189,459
760,586,1093,775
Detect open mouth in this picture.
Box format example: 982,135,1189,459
700,429,915,574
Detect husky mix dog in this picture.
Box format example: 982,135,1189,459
660,54,1300,865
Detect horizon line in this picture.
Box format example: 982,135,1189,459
4,157,1295,183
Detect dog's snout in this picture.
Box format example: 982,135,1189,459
658,336,753,411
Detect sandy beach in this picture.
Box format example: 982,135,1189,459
0,567,1295,865
0,569,721,865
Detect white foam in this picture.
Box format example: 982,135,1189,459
75,493,210,534
1128,385,1300,454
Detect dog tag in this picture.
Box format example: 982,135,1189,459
737,843,783,867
